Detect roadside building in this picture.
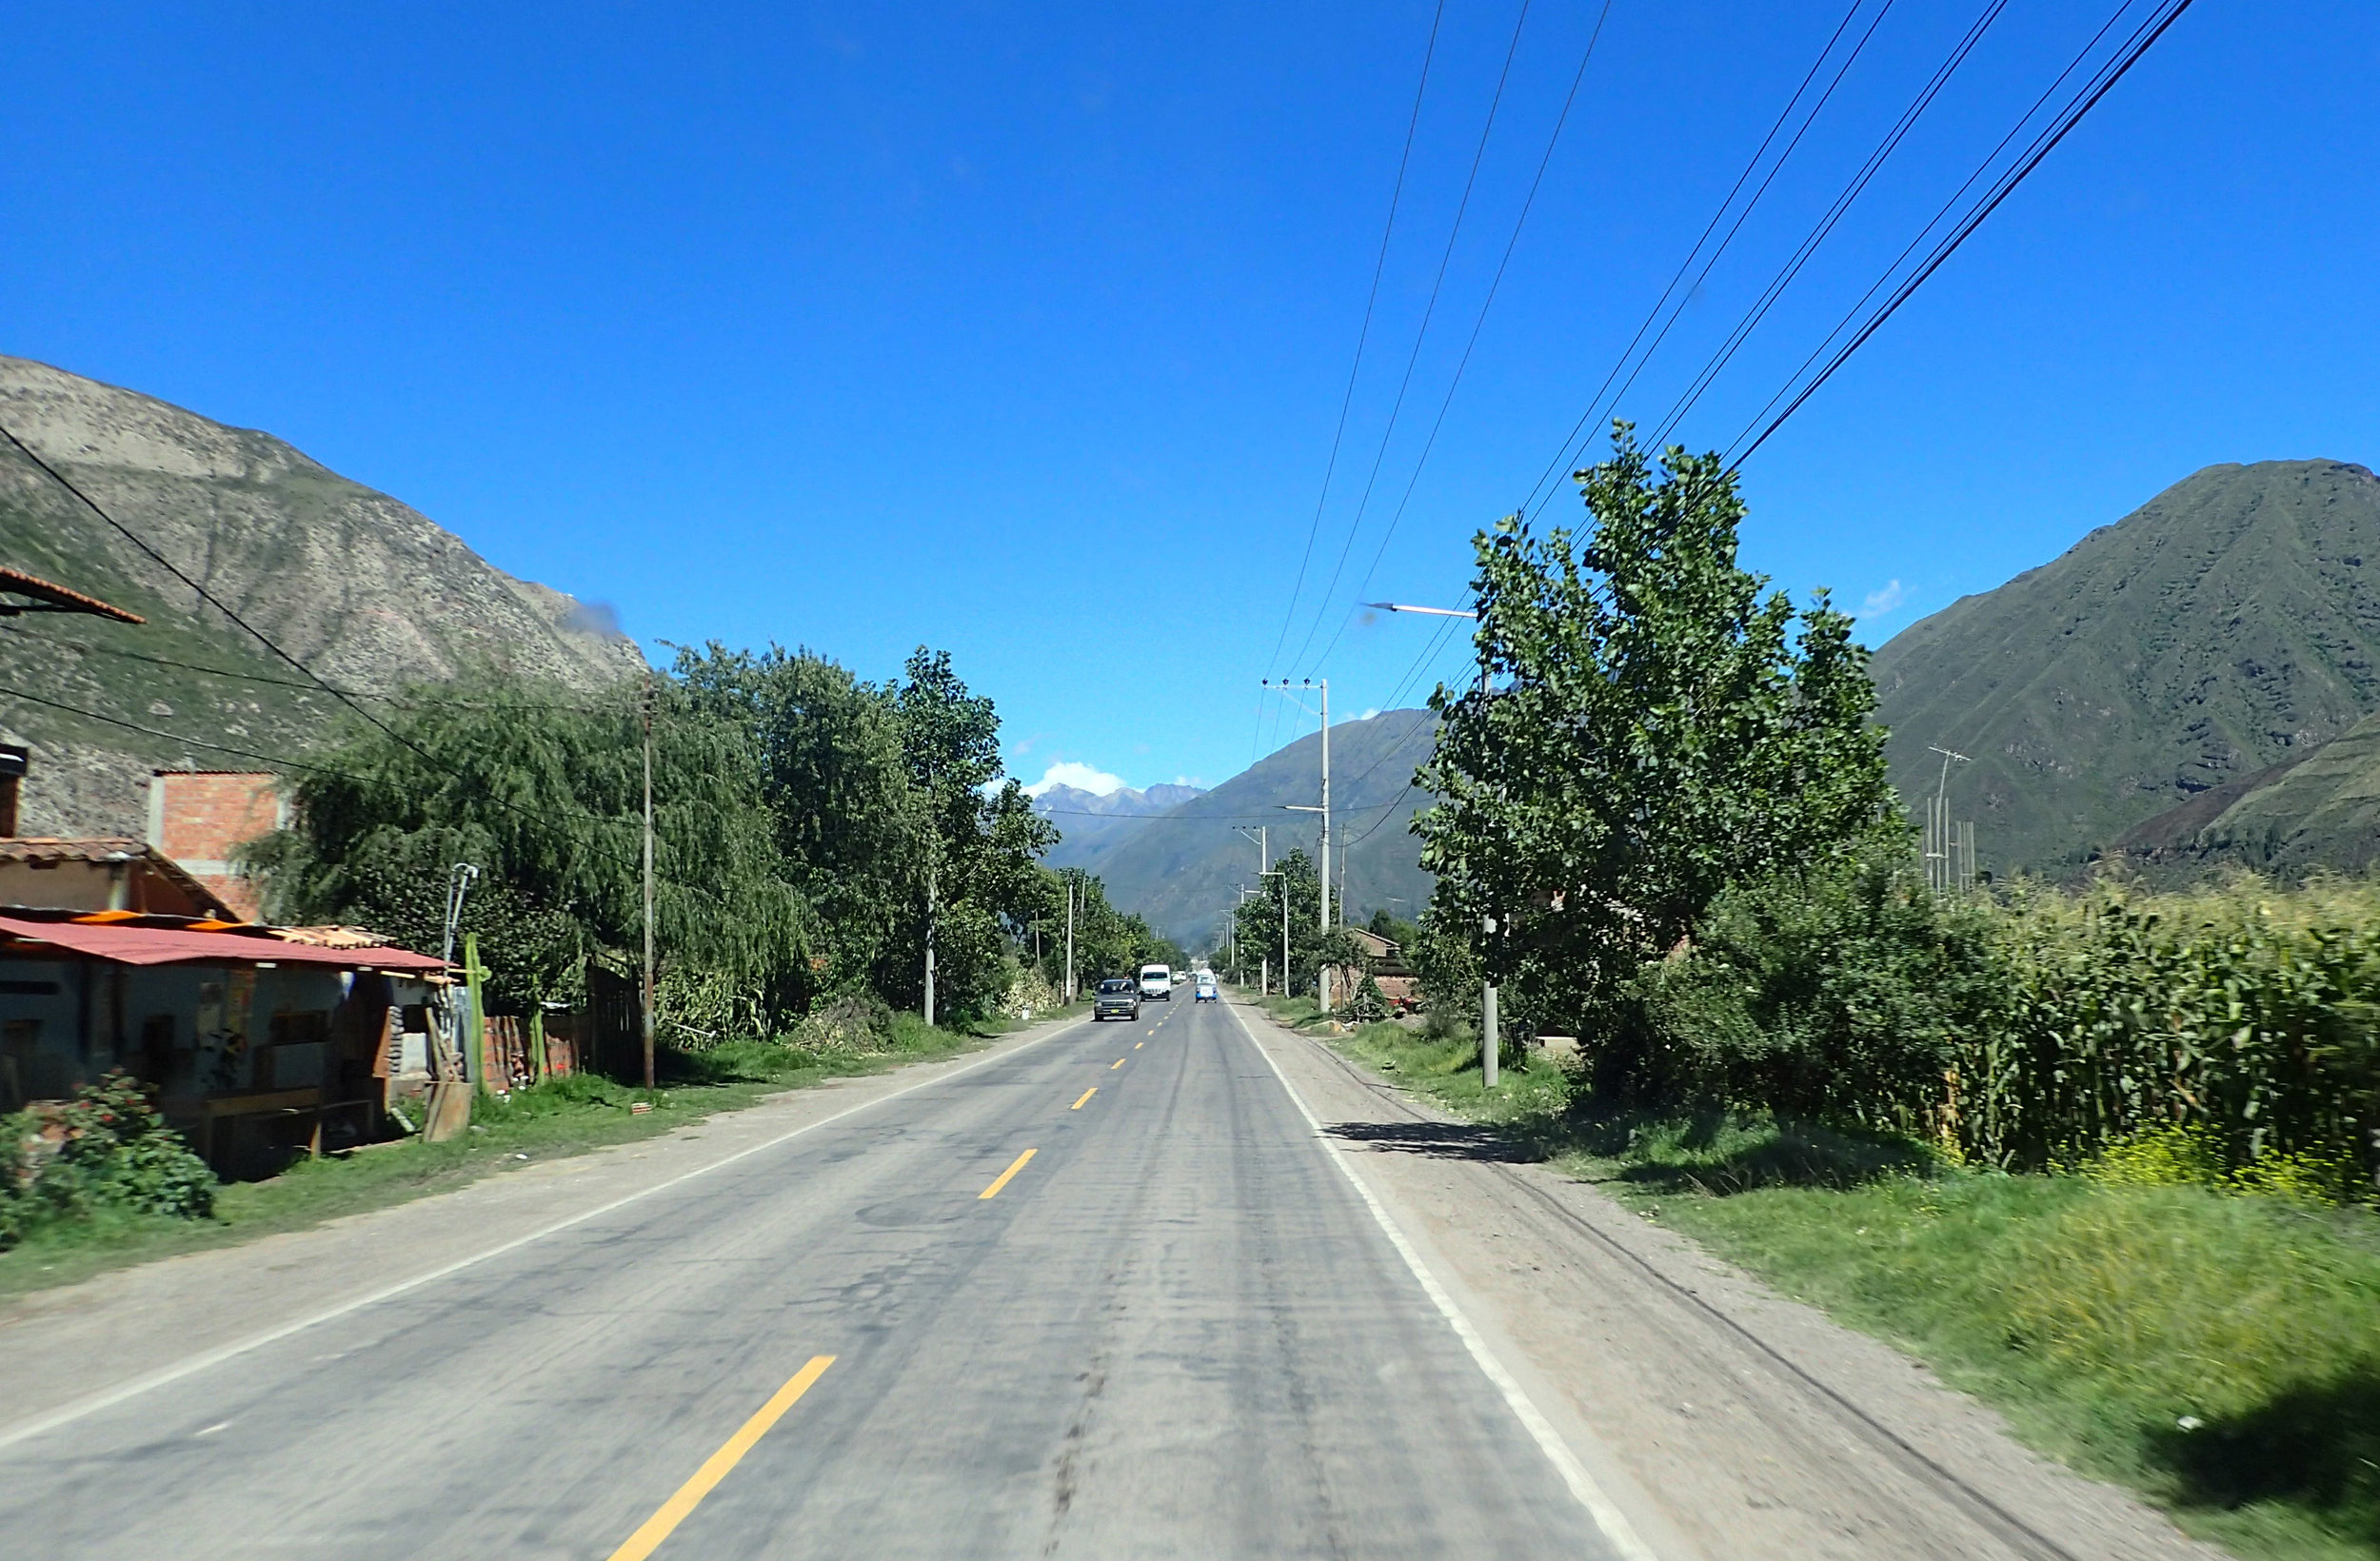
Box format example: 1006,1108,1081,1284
0,908,447,1174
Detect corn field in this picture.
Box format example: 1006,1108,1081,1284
1955,880,2380,1182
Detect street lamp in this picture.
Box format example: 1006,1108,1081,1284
1365,600,1500,1089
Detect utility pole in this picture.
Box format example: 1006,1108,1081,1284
1260,870,1286,1000
1234,825,1268,995
1263,678,1332,1008
923,858,937,1029
1064,877,1076,1003
1366,601,1498,1087
1926,745,1971,897
641,670,656,1094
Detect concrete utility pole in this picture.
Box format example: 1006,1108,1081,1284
1263,678,1333,1006
1234,826,1268,994
1260,870,1287,1000
1064,878,1076,1003
1925,745,1971,897
1366,601,1498,1087
641,671,657,1093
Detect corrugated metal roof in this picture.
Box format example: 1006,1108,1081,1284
0,566,144,623
0,914,446,971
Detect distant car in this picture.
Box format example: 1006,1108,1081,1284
1139,963,1172,1000
1094,978,1140,1022
1193,972,1218,1003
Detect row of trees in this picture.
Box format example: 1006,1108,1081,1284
252,643,1140,1037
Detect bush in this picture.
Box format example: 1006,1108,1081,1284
1627,844,2003,1136
791,991,897,1053
1339,975,1394,1025
1,1071,215,1247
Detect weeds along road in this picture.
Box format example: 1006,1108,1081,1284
0,998,1631,1560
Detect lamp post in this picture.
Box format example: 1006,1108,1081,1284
1262,679,1331,1008
1364,601,1498,1087
1233,826,1269,994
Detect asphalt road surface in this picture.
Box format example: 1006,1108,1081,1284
0,997,1626,1559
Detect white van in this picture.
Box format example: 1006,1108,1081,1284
1139,963,1172,1000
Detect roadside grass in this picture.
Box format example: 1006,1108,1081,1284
0,1013,1021,1302
1299,1015,2380,1561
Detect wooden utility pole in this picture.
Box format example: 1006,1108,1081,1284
641,670,656,1093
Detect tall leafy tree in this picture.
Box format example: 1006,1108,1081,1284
1232,848,1325,996
674,643,914,1007
252,674,806,1014
1414,425,1894,1037
887,648,1056,1018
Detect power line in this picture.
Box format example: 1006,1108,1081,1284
1285,0,1537,682
0,621,613,713
1730,0,2197,466
1646,0,2011,449
1302,0,1619,679
1260,0,1451,759
1509,0,1879,524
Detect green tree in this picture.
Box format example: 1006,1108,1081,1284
251,673,806,1018
1414,425,1894,1042
888,648,1056,1019
1234,848,1325,996
673,642,913,1007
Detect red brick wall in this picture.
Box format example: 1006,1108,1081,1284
149,772,280,920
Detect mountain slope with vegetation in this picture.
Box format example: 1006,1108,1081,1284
0,355,641,836
1869,459,2380,875
1087,709,1438,948
1034,780,1204,879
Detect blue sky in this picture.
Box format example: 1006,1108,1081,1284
7,1,2373,796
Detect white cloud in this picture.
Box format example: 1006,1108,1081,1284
1359,707,1379,721
1172,775,1205,788
1023,761,1127,799
1860,579,1905,617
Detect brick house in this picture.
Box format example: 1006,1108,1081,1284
147,771,285,922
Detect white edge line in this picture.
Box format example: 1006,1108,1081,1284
1225,1001,1662,1561
0,1016,1088,1452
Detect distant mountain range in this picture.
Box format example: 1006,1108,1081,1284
1058,709,1439,949
1870,460,2380,877
1034,780,1207,879
0,356,642,836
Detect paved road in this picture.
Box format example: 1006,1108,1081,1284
0,997,1621,1559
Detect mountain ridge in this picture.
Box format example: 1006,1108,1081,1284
0,355,643,836
1869,458,2380,875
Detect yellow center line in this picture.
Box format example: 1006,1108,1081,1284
1134,1042,1142,1050
1070,1087,1097,1110
605,1355,836,1561
978,1147,1037,1199
1111,1058,1125,1070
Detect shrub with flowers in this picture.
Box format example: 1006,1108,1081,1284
1,1070,215,1248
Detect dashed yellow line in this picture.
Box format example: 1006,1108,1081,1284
605,1355,836,1561
1071,1087,1097,1110
978,1148,1037,1199
1134,1042,1142,1050
1111,1058,1125,1070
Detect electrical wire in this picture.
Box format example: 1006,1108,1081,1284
1260,0,1450,763
1508,0,1878,524
1284,0,1537,682
1729,0,2197,466
0,621,612,714
1645,0,2011,449
1301,0,1619,679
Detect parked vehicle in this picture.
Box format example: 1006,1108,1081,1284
1193,972,1218,1003
1139,963,1172,1000
1094,978,1140,1021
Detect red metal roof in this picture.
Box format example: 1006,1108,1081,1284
0,566,144,623
0,914,446,971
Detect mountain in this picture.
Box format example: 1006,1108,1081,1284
1083,709,1438,948
1869,460,2380,876
2115,704,2380,876
0,355,642,836
1035,780,1206,879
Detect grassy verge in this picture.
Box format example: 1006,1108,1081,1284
0,1012,1020,1302
1298,1015,2380,1561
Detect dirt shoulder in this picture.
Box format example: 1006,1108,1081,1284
0,1014,1081,1447
1234,1001,2224,1561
